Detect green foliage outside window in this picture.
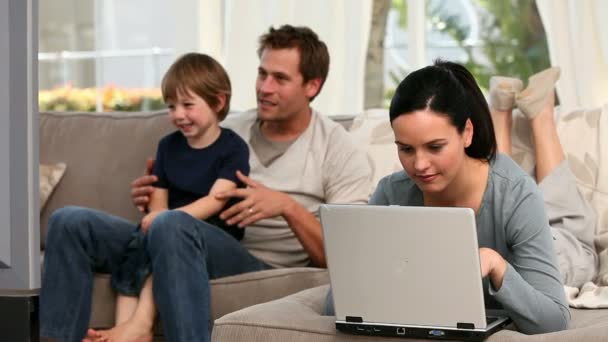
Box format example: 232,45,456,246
386,0,551,103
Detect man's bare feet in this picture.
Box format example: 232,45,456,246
82,321,153,342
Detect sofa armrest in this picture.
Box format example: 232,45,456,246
212,285,608,342
89,267,329,330
209,267,328,320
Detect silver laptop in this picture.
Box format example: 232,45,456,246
320,204,510,341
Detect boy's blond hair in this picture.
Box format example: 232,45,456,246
162,53,232,121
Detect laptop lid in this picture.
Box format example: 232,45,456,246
320,204,487,330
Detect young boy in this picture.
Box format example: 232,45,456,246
86,52,249,342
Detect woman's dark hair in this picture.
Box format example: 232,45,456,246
389,60,496,161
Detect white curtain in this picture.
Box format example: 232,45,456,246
536,0,608,111
197,0,372,115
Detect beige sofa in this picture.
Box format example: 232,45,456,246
38,111,330,333
40,106,608,340
212,107,608,341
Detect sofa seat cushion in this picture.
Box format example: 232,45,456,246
212,285,608,342
209,267,329,320
89,268,329,329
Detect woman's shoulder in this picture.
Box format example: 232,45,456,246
489,153,541,200
379,169,411,185
372,170,419,205
491,153,536,186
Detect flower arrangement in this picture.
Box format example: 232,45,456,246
39,85,166,112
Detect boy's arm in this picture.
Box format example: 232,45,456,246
148,187,169,212
176,179,237,220
217,172,327,267
141,187,169,232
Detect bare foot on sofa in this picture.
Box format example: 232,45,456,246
83,321,153,342
82,328,107,342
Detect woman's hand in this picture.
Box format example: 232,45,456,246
479,247,507,290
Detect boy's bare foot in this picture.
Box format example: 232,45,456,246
82,328,107,342
84,321,153,342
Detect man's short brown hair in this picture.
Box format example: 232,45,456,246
161,53,232,120
257,25,330,101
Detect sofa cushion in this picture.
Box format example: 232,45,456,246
212,284,608,342
555,105,607,235
88,267,329,329
510,105,608,284
209,267,329,320
39,162,67,211
348,109,401,195
556,104,608,285
39,111,174,248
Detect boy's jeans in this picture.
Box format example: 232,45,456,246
40,206,271,342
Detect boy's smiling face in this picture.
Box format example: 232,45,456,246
167,88,223,148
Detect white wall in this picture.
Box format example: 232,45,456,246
0,0,40,290
0,0,11,270
200,0,372,115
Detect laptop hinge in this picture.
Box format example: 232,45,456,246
345,316,363,323
457,322,475,329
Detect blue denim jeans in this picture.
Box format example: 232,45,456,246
40,206,272,342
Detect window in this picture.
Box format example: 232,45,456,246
38,0,196,112
384,0,550,106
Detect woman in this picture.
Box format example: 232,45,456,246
327,60,570,334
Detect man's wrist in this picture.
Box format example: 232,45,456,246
281,193,298,219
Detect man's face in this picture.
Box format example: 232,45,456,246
255,48,320,122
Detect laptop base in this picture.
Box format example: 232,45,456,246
336,318,511,341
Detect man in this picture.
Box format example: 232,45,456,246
41,25,371,342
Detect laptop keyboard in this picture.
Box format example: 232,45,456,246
486,317,498,325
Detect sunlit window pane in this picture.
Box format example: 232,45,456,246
384,0,550,106
38,0,190,112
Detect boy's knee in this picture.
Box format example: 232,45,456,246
147,211,199,251
47,206,92,241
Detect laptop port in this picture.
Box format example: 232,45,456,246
396,327,406,335
428,329,445,337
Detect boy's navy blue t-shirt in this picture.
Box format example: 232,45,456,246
152,127,250,240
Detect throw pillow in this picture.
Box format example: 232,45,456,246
40,162,67,211
348,109,402,196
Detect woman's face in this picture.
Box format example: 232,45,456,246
392,109,473,194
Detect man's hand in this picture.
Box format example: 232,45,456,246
130,158,158,212
217,171,294,227
141,210,165,233
479,247,507,290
